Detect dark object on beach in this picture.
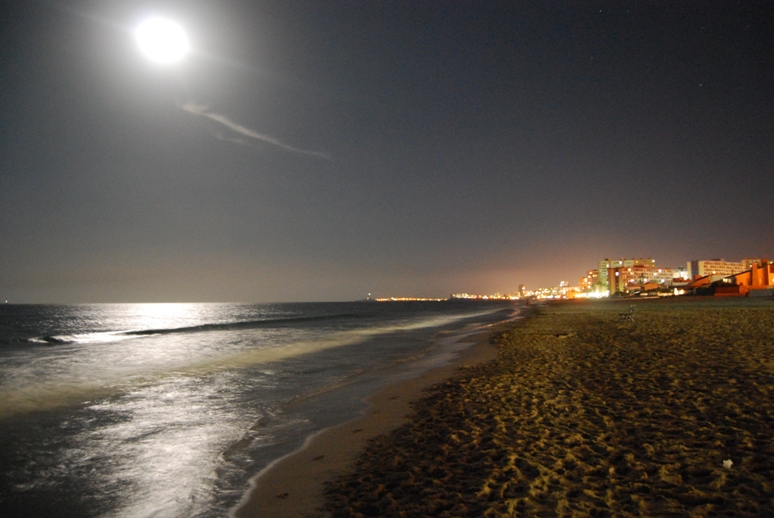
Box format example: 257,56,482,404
619,305,636,321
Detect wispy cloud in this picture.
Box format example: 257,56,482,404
180,102,330,159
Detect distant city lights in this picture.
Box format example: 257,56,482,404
375,297,446,302
370,256,772,303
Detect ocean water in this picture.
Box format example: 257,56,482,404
0,301,520,517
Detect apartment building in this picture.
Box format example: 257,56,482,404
598,258,656,291
687,259,747,279
579,269,599,292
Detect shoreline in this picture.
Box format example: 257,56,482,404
322,297,774,516
232,319,516,518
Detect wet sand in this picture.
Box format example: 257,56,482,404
232,328,504,518
322,298,774,517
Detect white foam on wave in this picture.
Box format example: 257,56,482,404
0,309,503,417
29,332,149,345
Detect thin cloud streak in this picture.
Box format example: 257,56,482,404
180,102,330,159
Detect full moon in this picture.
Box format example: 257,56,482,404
135,17,189,64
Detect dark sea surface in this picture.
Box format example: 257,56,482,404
0,301,521,517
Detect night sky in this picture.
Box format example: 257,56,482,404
1,1,773,303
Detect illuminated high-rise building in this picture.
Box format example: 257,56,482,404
598,258,655,291
579,269,599,292
687,259,746,279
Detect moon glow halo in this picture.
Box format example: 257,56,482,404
135,17,189,64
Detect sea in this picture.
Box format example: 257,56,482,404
0,300,522,517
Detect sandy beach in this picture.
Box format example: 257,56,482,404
237,297,774,517
323,298,774,517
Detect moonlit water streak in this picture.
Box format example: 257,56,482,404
0,301,520,517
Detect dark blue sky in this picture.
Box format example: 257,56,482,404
1,1,773,302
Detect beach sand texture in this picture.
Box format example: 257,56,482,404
324,299,774,517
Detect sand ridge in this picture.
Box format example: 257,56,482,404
324,299,774,517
